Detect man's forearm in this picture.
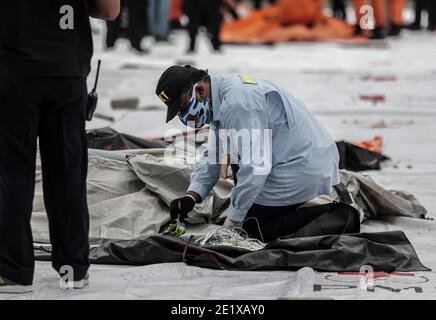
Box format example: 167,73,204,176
88,0,120,21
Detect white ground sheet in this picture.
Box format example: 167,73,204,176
2,14,436,299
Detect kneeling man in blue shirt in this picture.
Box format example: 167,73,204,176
155,65,340,242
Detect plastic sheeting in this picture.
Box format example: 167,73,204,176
334,170,428,221
86,127,168,150
336,140,390,171
31,148,233,242
220,2,359,44
31,147,427,243
31,148,430,276
84,231,429,272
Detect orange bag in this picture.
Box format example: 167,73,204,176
221,0,362,44
353,136,384,154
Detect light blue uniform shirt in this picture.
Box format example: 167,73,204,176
188,75,340,222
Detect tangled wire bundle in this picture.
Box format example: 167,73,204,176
194,227,266,251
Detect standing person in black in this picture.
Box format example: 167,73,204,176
429,0,436,31
0,0,120,294
183,0,223,53
106,0,149,53
250,0,276,9
407,0,436,31
332,0,347,21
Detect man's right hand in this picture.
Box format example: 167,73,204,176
169,196,196,222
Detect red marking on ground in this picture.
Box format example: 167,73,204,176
338,272,414,279
359,94,386,105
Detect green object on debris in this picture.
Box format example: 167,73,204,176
165,216,186,237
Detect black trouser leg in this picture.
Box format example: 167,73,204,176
253,0,262,9
414,0,423,26
106,20,120,48
243,202,359,242
427,0,436,28
243,203,323,242
187,2,201,51
207,0,223,50
127,0,147,50
39,78,90,281
0,77,40,285
333,0,347,20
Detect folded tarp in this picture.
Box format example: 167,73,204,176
87,127,168,150
88,127,389,172
336,140,390,172
70,231,428,272
333,170,428,221
34,202,428,273
31,146,431,272
33,197,430,273
31,148,232,243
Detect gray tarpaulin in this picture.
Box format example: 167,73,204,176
334,170,428,220
31,148,232,242
84,231,429,272
31,147,429,241
31,148,429,272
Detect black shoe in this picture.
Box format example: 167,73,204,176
154,36,168,42
185,48,195,54
427,25,436,32
405,22,422,31
354,25,363,36
0,275,32,294
370,27,385,39
59,273,89,290
72,273,89,289
387,24,402,37
131,46,149,54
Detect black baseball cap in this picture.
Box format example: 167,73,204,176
155,65,208,123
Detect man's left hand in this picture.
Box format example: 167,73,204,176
223,217,242,229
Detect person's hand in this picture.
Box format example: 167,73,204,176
169,195,196,222
223,217,242,229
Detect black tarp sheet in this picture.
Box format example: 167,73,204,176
336,140,390,171
34,203,429,272
87,128,389,171
83,230,428,272
86,127,168,150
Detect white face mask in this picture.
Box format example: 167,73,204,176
178,84,211,129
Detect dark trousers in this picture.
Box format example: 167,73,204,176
0,77,90,285
332,0,347,20
185,0,222,51
251,0,276,9
428,0,436,28
414,0,436,27
106,0,148,50
243,203,327,243
414,0,424,25
230,164,328,243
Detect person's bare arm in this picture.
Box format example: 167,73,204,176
88,0,120,21
224,0,238,12
223,0,239,20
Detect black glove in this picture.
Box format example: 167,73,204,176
169,196,196,222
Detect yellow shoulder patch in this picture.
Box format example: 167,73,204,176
239,74,257,85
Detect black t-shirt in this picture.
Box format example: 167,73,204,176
0,0,93,77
